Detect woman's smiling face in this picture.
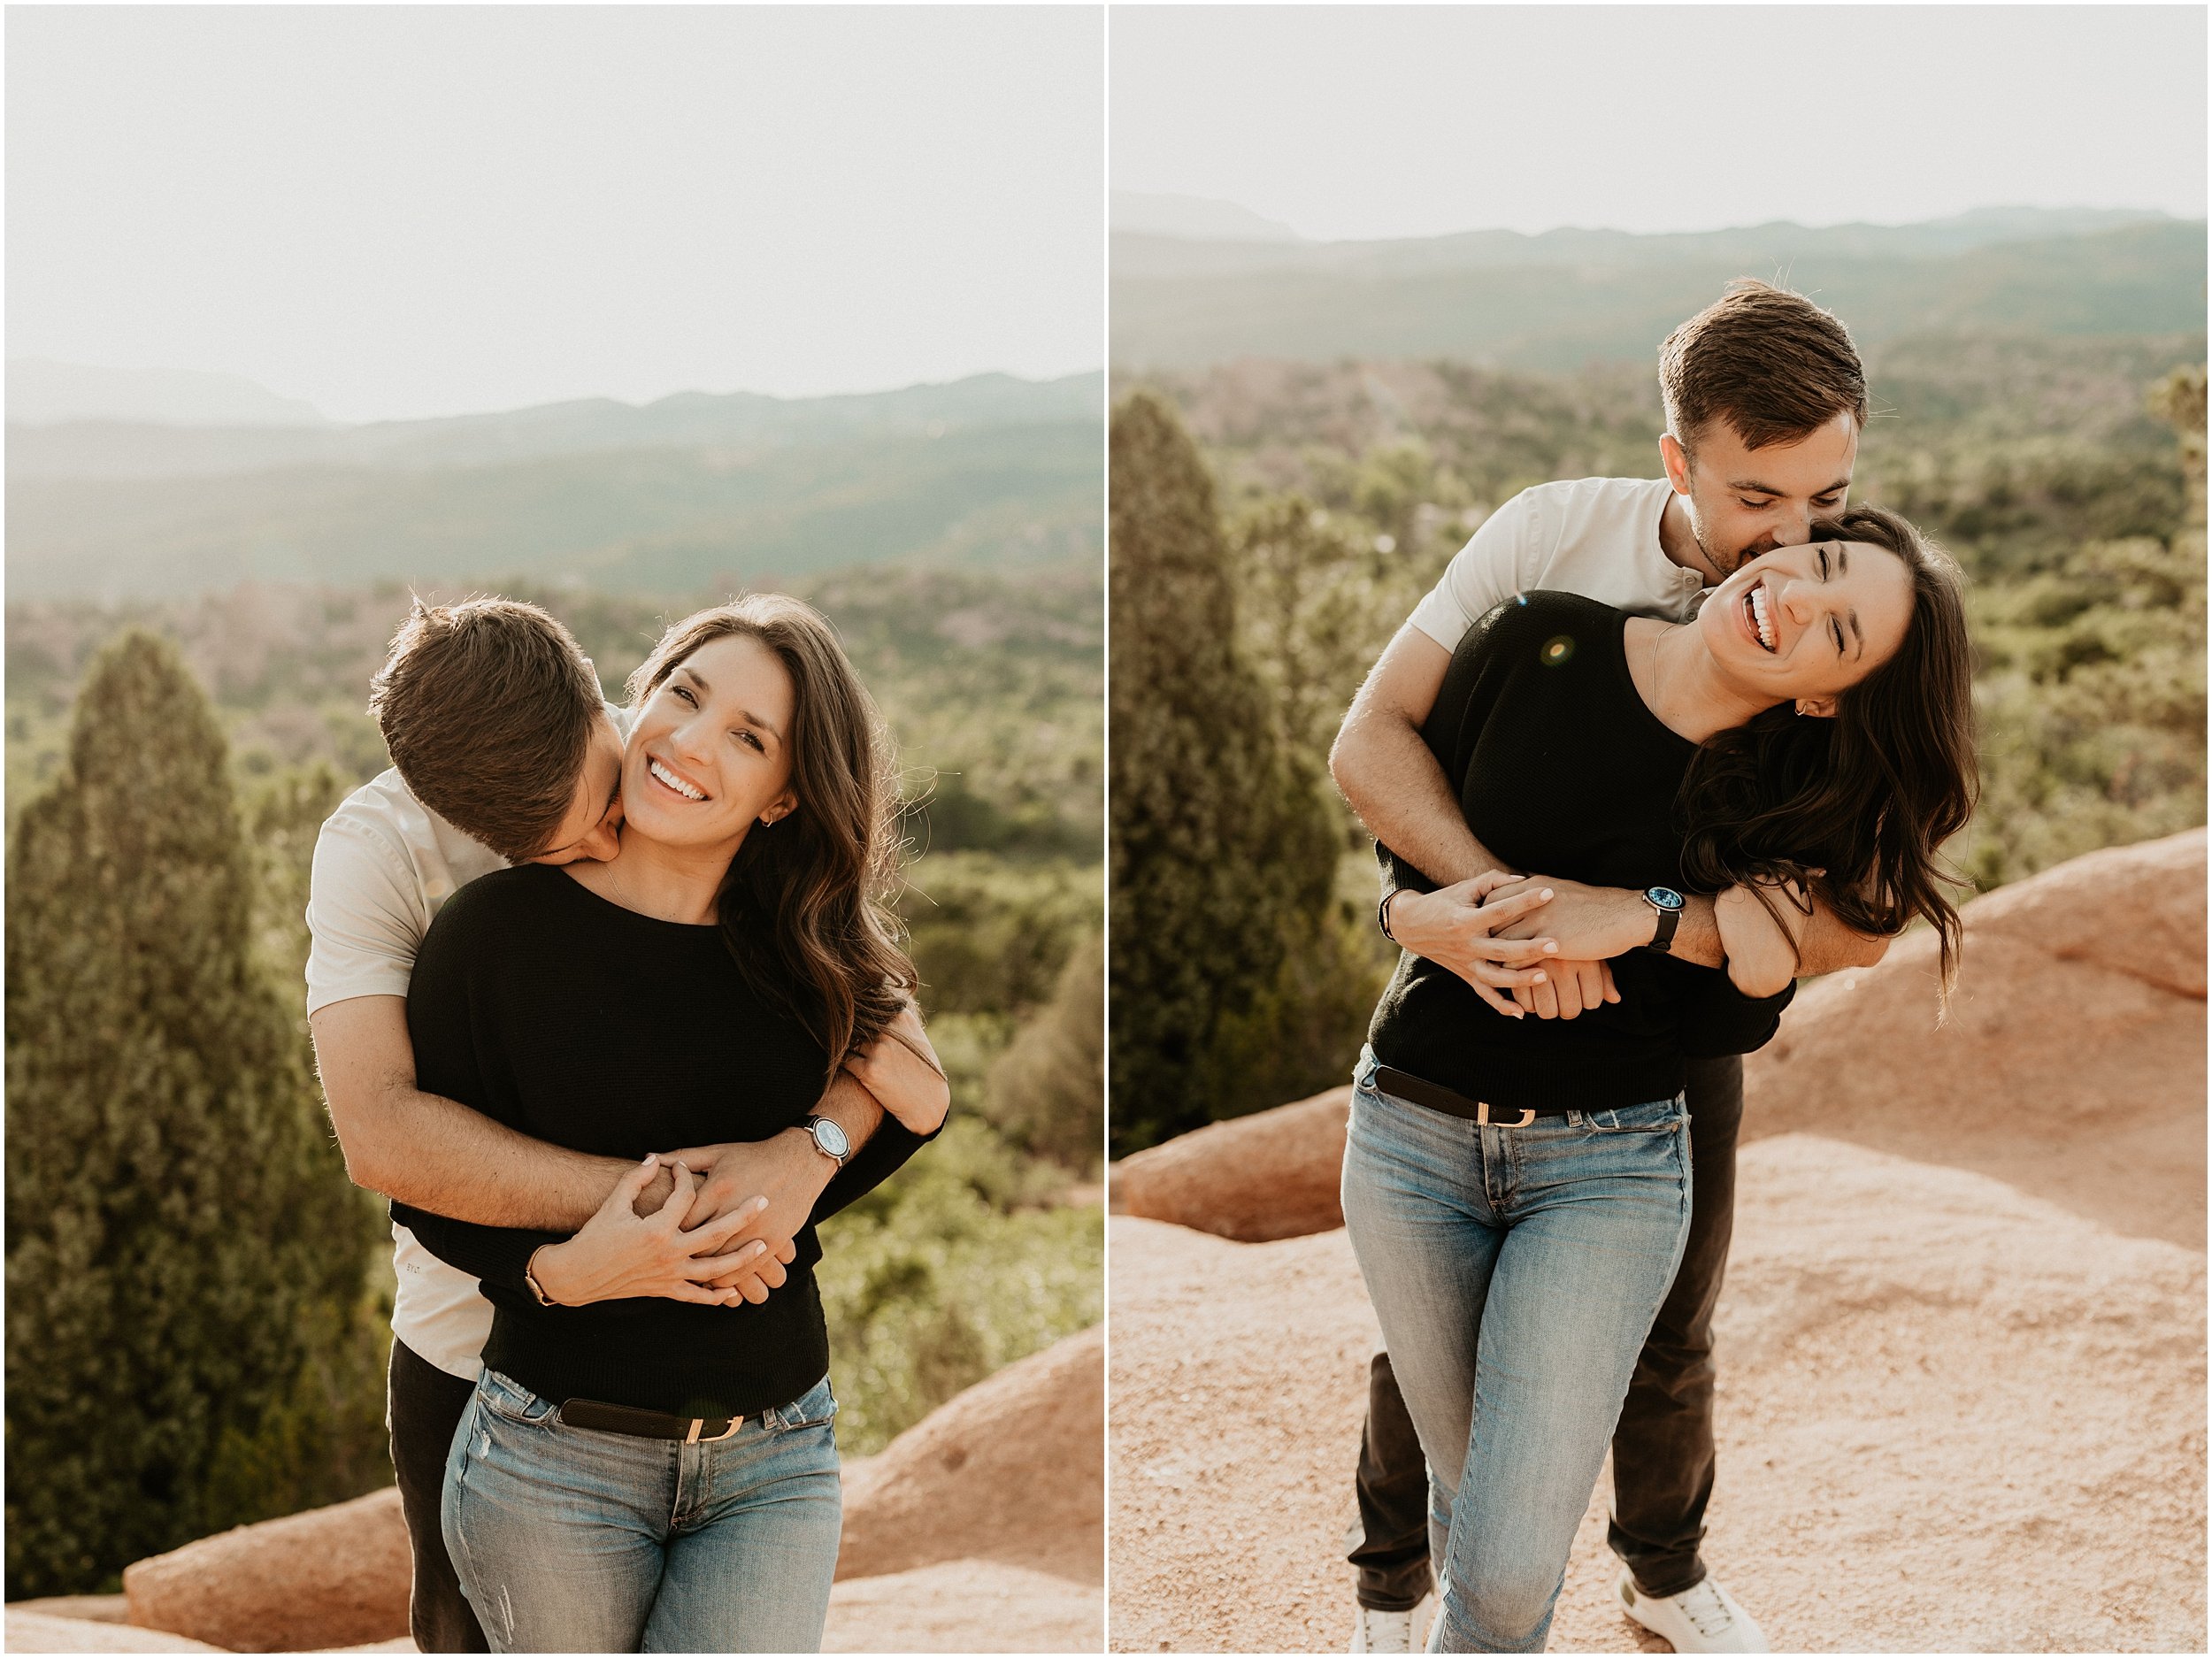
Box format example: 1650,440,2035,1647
621,632,799,849
1698,536,1916,713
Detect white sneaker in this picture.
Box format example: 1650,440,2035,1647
1616,1569,1769,1654
1349,1593,1434,1654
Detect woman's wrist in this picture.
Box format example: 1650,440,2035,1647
527,1240,585,1307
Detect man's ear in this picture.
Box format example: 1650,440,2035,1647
1659,433,1692,496
1794,695,1839,719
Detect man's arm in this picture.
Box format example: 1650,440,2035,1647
312,995,649,1229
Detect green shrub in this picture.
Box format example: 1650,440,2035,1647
984,934,1104,1171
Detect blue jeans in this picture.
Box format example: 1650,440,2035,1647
442,1368,842,1653
1340,1050,1692,1653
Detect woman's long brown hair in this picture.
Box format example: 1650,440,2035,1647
1678,503,1979,995
628,595,916,1076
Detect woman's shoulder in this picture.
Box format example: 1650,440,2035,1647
1455,589,1623,667
422,863,574,948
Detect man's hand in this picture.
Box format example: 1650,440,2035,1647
1509,956,1621,1020
528,1157,771,1308
1386,870,1561,1019
844,1004,949,1134
666,1130,838,1306
1486,875,1657,962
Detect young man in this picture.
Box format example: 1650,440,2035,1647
306,597,946,1653
1329,281,1884,1655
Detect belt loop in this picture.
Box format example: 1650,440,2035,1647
1475,1101,1493,1127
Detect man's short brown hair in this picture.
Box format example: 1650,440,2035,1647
1659,280,1869,457
368,597,604,861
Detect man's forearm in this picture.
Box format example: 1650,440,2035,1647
1331,699,1501,887
1797,902,1892,975
810,1068,886,1157
343,1081,632,1229
311,998,634,1231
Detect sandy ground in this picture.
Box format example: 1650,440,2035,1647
825,1559,1105,1651
1108,1134,2208,1653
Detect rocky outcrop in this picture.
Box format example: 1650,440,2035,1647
837,1322,1103,1587
1108,830,2209,1250
825,1560,1102,1653
1740,828,2207,1247
3,1611,223,1652
119,1486,411,1653
1109,1137,2208,1652
1113,1086,1349,1240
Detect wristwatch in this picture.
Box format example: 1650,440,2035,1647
799,1114,852,1168
1640,886,1686,955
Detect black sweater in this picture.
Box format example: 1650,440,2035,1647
391,862,933,1420
1368,591,1793,1111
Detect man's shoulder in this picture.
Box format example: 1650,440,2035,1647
1509,475,1670,529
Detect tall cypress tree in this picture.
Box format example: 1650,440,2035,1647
1109,393,1341,1152
5,632,373,1597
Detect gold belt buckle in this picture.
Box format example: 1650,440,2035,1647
1474,1101,1539,1127
685,1416,745,1445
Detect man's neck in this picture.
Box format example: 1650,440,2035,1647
1657,493,1725,586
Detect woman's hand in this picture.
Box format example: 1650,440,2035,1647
844,1002,949,1133
528,1156,771,1308
1386,870,1561,1019
1716,879,1815,998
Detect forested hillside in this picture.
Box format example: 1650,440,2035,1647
5,373,1102,601
1111,214,2206,372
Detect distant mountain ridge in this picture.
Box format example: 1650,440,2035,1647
9,371,1105,483
1113,212,2207,372
5,372,1103,601
7,358,331,429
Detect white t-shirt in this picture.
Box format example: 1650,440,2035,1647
1408,477,1709,652
305,702,629,1379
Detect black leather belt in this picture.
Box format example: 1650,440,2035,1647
558,1398,746,1443
1372,1064,1572,1127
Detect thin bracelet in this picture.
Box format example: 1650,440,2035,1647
1378,887,1403,943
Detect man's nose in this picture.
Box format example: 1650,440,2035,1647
1769,505,1814,546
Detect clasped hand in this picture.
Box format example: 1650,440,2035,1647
527,1130,831,1309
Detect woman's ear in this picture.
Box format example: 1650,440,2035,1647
759,789,799,827
1794,695,1839,718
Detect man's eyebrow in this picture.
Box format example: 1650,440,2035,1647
1728,475,1854,497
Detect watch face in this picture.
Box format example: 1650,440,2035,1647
812,1117,851,1159
1646,887,1686,912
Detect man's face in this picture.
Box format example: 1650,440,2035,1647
1662,411,1859,577
526,710,626,865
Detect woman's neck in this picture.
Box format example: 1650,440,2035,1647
1624,617,1780,744
561,827,745,925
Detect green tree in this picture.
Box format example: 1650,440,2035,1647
5,633,377,1597
1109,393,1349,1152
984,933,1104,1172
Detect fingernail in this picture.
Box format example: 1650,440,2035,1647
1540,888,1555,900
1543,941,1559,953
1532,972,1546,983
748,1196,769,1215
641,1153,657,1166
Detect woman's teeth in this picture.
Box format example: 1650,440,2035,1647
649,759,705,800
1747,585,1777,651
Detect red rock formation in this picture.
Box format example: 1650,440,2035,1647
837,1322,1103,1586
1114,1086,1350,1240
120,1486,410,1653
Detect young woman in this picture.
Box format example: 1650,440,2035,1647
391,595,940,1653
1340,505,1976,1654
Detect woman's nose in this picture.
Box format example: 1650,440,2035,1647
1780,580,1818,624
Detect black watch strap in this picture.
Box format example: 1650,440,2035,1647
1647,902,1681,954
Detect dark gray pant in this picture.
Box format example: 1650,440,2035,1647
1350,1054,1743,1607
388,1339,490,1653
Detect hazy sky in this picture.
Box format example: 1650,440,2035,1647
1111,5,2208,242
8,6,1103,423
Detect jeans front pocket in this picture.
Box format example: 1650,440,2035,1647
1580,1094,1689,1135
769,1374,838,1432
476,1368,557,1429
